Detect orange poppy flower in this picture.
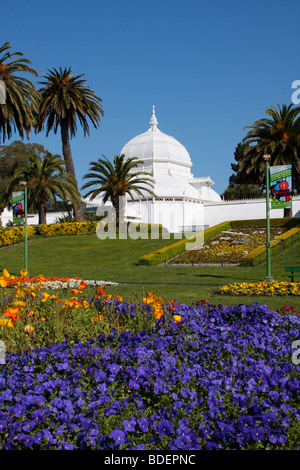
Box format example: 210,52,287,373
4,307,20,321
143,290,156,304
154,305,164,319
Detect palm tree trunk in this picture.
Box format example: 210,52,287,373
38,203,47,225
61,122,85,222
284,207,293,218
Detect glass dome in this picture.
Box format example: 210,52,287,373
120,106,192,170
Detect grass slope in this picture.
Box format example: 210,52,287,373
0,233,300,309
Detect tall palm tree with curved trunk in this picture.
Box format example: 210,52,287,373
4,152,81,225
35,67,104,221
241,104,300,216
81,154,156,226
0,42,39,143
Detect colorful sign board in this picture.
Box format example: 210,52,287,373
12,191,25,224
270,165,292,209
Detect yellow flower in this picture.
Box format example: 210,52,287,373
0,317,13,328
24,324,34,334
42,292,51,302
173,315,182,323
29,310,39,317
2,269,10,278
20,269,28,277
15,288,25,298
12,300,26,308
0,279,7,288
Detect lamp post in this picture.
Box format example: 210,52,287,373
19,181,28,272
263,154,272,281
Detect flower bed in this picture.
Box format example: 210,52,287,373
1,271,300,449
0,269,118,290
218,281,300,297
0,222,99,248
171,228,286,265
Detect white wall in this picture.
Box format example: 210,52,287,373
203,197,300,227
0,209,69,227
1,197,300,231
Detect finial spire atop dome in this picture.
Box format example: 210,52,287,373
150,105,158,131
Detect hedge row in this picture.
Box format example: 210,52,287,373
230,218,300,229
0,222,100,247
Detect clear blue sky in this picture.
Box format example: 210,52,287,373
2,0,300,195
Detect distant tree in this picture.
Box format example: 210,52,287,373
81,154,156,226
221,184,264,201
222,142,264,200
0,141,49,216
4,151,81,224
227,142,261,188
35,67,104,222
0,42,39,143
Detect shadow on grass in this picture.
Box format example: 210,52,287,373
194,274,226,279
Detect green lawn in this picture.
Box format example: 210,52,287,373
1,233,300,310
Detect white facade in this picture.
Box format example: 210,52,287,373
203,197,300,228
108,106,220,232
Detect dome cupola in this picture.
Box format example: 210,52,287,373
120,106,192,178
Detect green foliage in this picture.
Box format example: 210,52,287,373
3,151,81,224
81,154,156,225
241,104,300,192
221,184,264,200
0,42,39,143
36,66,103,139
230,218,300,229
35,66,104,222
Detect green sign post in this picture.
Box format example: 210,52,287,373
263,155,272,281
13,184,28,272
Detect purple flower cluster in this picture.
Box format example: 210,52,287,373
0,301,300,450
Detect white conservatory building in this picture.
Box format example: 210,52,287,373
2,107,299,228
84,107,221,233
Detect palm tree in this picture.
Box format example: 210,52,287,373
35,67,104,221
0,42,39,143
241,104,300,216
81,154,156,225
4,151,81,225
